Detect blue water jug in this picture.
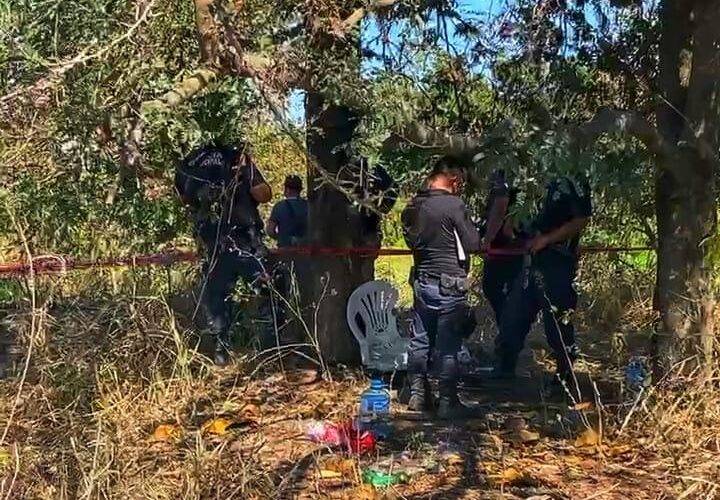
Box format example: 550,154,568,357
359,378,391,439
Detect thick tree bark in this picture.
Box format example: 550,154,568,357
654,150,717,372
652,0,719,373
303,96,370,365
296,2,397,366
194,0,218,63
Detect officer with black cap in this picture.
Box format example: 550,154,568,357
175,142,273,366
401,156,480,419
492,175,592,400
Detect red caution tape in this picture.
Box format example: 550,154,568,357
0,245,653,278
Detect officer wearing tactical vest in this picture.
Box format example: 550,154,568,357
401,156,480,419
175,143,273,366
492,175,592,400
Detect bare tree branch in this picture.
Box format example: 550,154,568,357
143,68,220,110
341,0,400,32
144,0,401,110
382,122,483,157
575,107,670,158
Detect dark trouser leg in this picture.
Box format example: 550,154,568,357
407,282,438,375
203,252,240,365
537,255,580,398
482,257,523,327
233,253,277,350
407,280,439,411
436,291,475,418
494,271,542,376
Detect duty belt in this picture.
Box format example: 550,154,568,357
416,272,470,293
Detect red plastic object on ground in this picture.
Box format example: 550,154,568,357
307,419,376,454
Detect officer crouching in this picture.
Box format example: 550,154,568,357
401,156,480,419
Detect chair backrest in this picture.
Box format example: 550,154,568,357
347,280,408,371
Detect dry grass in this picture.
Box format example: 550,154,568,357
617,366,720,499
0,262,718,499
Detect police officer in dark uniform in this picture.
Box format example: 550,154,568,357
175,143,273,366
348,162,398,281
402,156,480,419
358,163,398,246
481,169,524,327
493,175,592,399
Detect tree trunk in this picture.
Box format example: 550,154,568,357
653,150,717,373
652,0,719,374
302,95,372,365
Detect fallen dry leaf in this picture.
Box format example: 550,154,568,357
489,467,523,485
0,448,11,470
526,464,564,488
574,428,601,448
572,401,593,411
241,403,262,419
323,457,356,477
150,424,183,442
318,469,343,479
344,484,377,500
289,369,320,385
202,418,233,436
479,433,503,450
608,444,633,457
443,452,465,466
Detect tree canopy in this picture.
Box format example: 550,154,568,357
1,0,718,367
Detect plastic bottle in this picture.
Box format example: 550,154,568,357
362,468,409,487
359,377,392,439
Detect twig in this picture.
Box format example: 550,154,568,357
0,0,157,105
582,482,620,499
0,204,44,447
619,387,645,435
2,443,20,500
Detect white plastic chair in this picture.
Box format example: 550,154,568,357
347,280,409,372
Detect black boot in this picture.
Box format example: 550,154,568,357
407,373,433,412
437,355,476,420
489,356,517,380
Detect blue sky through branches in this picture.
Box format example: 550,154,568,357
287,0,503,122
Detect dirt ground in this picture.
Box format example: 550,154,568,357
199,324,675,500
2,281,714,499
